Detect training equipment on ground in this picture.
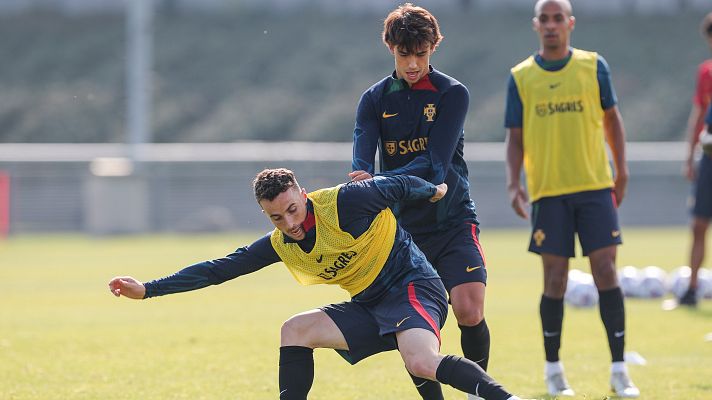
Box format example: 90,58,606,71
565,269,598,308
668,266,712,300
618,265,642,297
637,266,666,298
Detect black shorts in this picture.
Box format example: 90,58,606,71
412,222,487,291
321,278,448,365
692,154,712,219
529,188,622,257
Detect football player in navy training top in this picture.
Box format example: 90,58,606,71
350,5,489,399
109,168,525,400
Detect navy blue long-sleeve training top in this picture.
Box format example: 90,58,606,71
352,67,478,235
143,175,440,304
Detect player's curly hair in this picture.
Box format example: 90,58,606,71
253,168,299,202
382,3,443,54
702,12,712,37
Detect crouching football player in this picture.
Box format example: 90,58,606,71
109,168,524,400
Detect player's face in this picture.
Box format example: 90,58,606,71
390,44,434,86
259,186,308,241
533,1,574,52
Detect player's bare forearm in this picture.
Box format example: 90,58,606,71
505,127,529,219
603,106,629,205
684,105,704,180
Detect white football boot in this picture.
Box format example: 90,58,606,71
545,361,575,397
610,363,640,398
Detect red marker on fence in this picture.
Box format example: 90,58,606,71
0,171,9,238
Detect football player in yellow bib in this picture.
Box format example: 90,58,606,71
109,168,526,400
504,0,638,398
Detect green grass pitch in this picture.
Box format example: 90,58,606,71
1,228,711,399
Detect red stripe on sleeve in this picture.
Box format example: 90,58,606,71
407,282,441,345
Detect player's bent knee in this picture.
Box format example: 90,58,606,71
280,315,313,347
403,355,438,380
453,307,484,326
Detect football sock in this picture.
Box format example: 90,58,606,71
435,355,511,400
279,346,314,400
459,319,490,370
409,372,445,400
540,295,564,362
598,287,625,362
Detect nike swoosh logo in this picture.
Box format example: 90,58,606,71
316,255,323,263
396,316,411,327
382,111,398,119
543,331,560,337
549,82,561,89
614,330,625,338
466,266,482,272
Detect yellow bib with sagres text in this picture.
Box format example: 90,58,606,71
270,185,396,297
511,48,613,201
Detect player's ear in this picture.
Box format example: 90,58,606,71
569,15,576,30
532,17,538,31
301,187,307,201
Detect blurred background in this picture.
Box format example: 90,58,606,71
0,0,708,235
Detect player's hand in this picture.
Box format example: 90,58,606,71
508,184,529,219
108,276,146,299
429,183,448,202
349,170,373,182
613,170,629,207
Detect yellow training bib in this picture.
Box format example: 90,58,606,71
511,48,613,201
270,185,397,297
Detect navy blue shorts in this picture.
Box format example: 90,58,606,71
692,154,712,219
412,222,487,291
321,278,448,365
529,188,622,257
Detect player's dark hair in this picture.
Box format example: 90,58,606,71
382,3,443,54
702,12,712,37
253,168,299,202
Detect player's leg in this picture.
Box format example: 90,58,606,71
396,328,517,400
278,309,348,400
686,217,710,304
578,189,638,398
450,282,488,368
420,223,490,372
685,154,712,304
390,279,519,400
320,299,444,400
529,195,576,396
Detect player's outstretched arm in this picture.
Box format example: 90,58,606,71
108,276,146,299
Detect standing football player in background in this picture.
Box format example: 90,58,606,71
350,4,491,399
109,168,526,400
504,0,638,397
679,12,712,307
